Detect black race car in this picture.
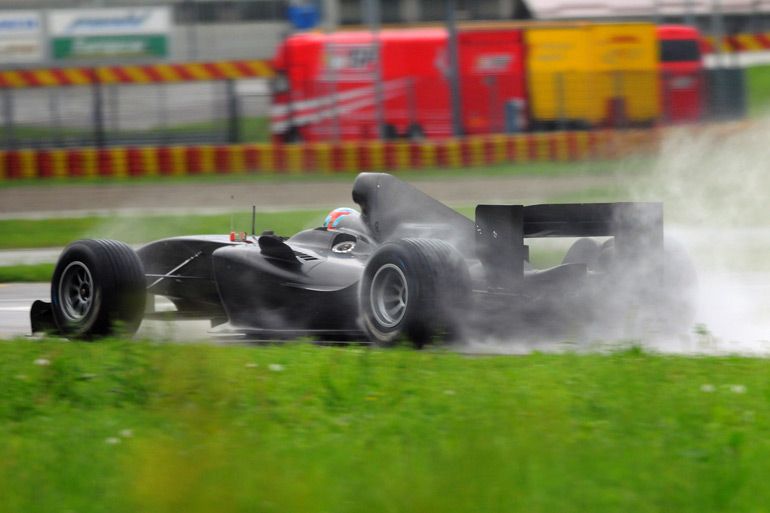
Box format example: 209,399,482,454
30,172,697,346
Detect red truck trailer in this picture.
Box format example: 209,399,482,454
270,28,527,142
271,24,704,142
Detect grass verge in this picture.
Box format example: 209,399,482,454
0,210,330,250
0,264,54,283
747,65,770,118
1,338,768,513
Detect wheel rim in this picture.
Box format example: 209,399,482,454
370,263,408,328
59,261,95,323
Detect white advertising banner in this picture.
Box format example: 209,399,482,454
48,7,170,36
48,7,170,60
0,11,43,64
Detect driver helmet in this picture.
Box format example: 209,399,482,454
324,207,359,230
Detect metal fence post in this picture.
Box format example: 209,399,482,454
613,70,626,129
92,71,106,148
486,75,499,133
661,70,670,125
49,88,63,147
158,83,169,144
365,0,385,140
2,86,14,150
407,77,416,130
226,79,240,143
184,0,199,62
447,0,463,137
108,84,120,139
331,73,339,142
555,72,566,131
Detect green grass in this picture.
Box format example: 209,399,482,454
0,263,54,282
1,338,769,513
0,210,330,250
746,65,770,118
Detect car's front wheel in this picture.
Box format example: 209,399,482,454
359,238,470,348
51,239,146,339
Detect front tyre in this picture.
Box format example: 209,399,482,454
51,239,146,339
359,238,470,348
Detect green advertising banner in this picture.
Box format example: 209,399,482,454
52,35,167,60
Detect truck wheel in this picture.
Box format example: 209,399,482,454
407,123,425,141
360,238,470,348
284,126,302,143
382,124,399,140
51,239,146,339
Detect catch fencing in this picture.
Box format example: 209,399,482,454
0,62,744,152
0,60,273,150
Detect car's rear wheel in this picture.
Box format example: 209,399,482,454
360,238,470,348
51,239,146,339
562,237,601,268
597,236,698,336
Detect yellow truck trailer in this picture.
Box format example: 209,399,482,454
526,22,660,129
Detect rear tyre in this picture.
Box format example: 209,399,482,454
562,237,601,268
359,238,470,348
51,239,146,339
653,237,699,333
598,236,698,336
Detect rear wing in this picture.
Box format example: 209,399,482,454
475,203,663,291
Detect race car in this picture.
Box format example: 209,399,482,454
30,172,697,346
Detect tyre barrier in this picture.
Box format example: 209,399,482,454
0,130,661,180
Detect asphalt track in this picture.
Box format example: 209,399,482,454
0,174,616,219
0,282,212,342
0,283,39,340
4,274,770,355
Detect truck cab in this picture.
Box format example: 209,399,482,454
657,25,704,123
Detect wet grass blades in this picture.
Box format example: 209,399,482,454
1,338,770,513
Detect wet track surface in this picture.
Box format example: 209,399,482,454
0,283,40,339
1,282,214,343
4,273,770,355
0,174,617,219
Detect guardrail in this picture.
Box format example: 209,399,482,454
0,130,661,180
703,33,770,53
0,60,274,88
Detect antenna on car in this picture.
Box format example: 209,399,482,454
252,206,256,237
230,195,234,233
